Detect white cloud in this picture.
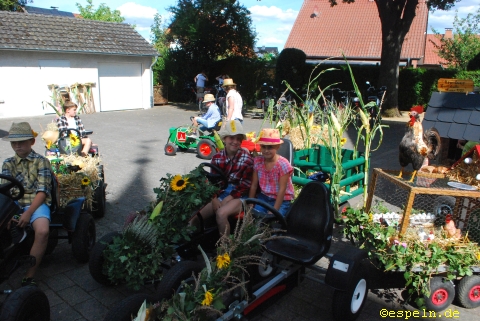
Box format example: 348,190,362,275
261,37,285,45
277,25,293,32
249,5,298,22
117,2,157,19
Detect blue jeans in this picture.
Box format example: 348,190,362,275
19,203,51,223
254,193,291,217
196,117,209,131
218,184,247,201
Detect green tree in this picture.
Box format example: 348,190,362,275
0,0,31,11
151,13,169,85
329,0,460,117
76,0,124,23
432,8,480,70
167,0,257,64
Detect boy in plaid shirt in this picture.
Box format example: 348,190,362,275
2,122,51,286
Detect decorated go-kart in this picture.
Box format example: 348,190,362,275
102,181,371,321
0,175,51,320
164,118,223,160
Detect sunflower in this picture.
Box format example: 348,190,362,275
201,289,214,306
216,252,231,269
69,133,81,147
81,177,91,186
170,175,189,192
340,137,347,146
46,140,52,150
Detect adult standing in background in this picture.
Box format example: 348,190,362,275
215,74,229,86
223,78,243,123
194,70,208,94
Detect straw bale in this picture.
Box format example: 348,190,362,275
54,155,101,209
288,125,332,150
446,152,480,189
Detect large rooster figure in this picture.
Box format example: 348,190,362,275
397,105,441,183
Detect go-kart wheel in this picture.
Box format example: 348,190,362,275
0,174,25,201
103,293,159,321
89,231,121,285
332,263,368,321
58,128,83,155
198,162,228,188
156,261,204,301
456,275,480,309
90,180,106,218
165,142,177,156
71,212,96,263
0,285,50,321
424,276,455,312
197,139,216,159
244,198,287,229
433,196,455,227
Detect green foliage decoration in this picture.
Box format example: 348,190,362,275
102,166,220,290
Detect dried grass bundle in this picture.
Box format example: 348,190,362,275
289,125,331,150
55,155,102,209
446,152,480,189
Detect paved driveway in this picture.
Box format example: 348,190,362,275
0,104,478,321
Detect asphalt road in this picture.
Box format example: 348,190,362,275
0,104,478,321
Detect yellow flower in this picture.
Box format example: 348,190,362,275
32,130,38,138
46,140,52,149
201,289,214,306
477,252,480,261
341,138,347,146
368,213,373,222
170,175,189,191
69,133,81,147
216,252,231,269
81,177,90,186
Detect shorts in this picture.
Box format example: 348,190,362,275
218,184,247,201
254,193,291,217
234,118,243,124
21,203,51,223
196,117,209,131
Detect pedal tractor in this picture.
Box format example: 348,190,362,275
164,118,222,160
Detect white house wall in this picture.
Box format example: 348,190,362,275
0,51,153,119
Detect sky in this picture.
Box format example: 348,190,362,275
31,0,480,51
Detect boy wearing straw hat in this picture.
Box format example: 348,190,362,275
249,128,294,216
2,122,51,286
56,100,92,156
222,78,244,123
190,120,253,236
189,93,221,137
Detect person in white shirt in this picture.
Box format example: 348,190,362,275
223,78,243,123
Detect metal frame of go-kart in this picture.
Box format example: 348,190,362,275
103,180,371,321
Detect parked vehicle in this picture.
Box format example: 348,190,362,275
365,81,387,120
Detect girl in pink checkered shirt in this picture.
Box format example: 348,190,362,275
249,128,294,216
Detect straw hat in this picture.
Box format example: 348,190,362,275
257,128,283,145
2,122,37,142
222,78,236,87
203,94,216,103
218,119,246,140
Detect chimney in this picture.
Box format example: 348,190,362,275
444,28,453,39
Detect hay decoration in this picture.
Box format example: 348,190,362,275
52,154,101,209
446,152,480,189
289,124,331,150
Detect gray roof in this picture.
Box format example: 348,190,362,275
0,11,158,57
24,6,75,17
423,92,480,142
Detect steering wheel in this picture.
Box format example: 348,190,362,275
198,162,228,189
244,198,287,230
0,174,25,201
58,128,83,155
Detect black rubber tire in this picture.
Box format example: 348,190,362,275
89,231,121,285
196,139,216,160
71,212,96,263
164,143,177,156
456,275,480,309
332,264,369,321
424,276,455,312
90,180,106,218
432,196,456,227
102,293,158,321
0,285,50,321
45,228,59,256
156,261,203,301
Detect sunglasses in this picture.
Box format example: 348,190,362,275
260,145,276,150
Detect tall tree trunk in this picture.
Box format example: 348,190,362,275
376,0,418,117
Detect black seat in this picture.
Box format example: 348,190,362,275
264,181,334,265
277,138,293,165
50,173,60,214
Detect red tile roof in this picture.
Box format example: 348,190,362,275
424,34,448,66
285,0,428,62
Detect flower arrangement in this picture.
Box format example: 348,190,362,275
131,207,273,320
342,207,480,308
102,166,220,290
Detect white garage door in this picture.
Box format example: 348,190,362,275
98,62,143,112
